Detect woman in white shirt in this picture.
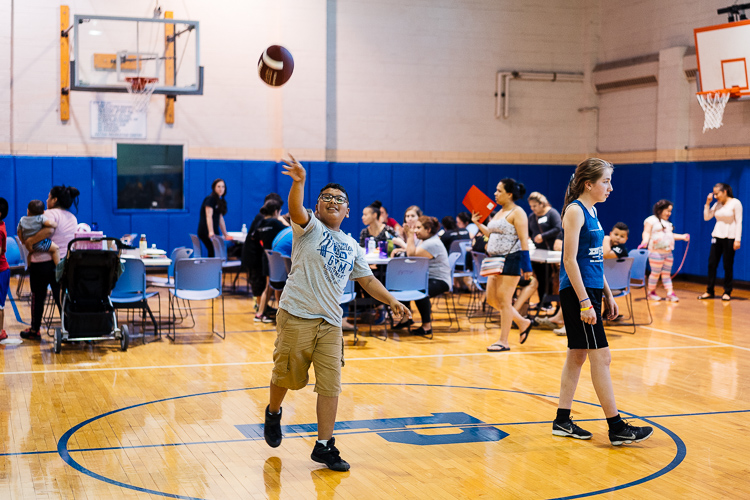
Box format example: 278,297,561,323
638,200,689,302
699,183,743,301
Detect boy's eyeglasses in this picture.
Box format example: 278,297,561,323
318,193,348,205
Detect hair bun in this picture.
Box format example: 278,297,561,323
516,183,526,198
67,186,81,198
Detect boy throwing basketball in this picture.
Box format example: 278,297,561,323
263,155,411,471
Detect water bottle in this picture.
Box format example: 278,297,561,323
378,240,387,257
241,223,248,237
367,238,376,255
91,222,99,231
139,235,147,253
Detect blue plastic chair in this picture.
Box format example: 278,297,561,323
148,247,193,287
603,257,635,334
111,258,161,342
211,235,243,292
468,251,489,320
265,250,289,291
384,257,429,335
628,248,653,325
435,252,462,332
168,258,225,340
340,279,360,343
189,234,203,258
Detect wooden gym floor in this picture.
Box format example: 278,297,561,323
0,277,748,499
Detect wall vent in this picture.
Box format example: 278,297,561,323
595,76,658,92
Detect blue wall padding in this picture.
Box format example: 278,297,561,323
1,155,747,281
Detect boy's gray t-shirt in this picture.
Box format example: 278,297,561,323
17,215,46,238
279,210,373,327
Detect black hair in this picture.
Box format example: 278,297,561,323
653,199,673,219
0,197,7,221
49,185,80,212
715,182,734,198
442,215,457,230
28,200,45,216
364,204,380,215
211,179,228,216
612,222,629,234
500,178,526,201
264,192,284,207
456,212,472,224
260,199,282,216
319,183,349,202
371,200,383,211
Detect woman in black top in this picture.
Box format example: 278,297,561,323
197,179,231,257
527,192,562,307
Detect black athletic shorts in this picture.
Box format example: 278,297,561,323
560,286,608,350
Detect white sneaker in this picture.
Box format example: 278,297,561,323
665,293,679,302
647,293,661,301
553,325,567,336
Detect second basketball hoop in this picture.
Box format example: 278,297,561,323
126,77,159,112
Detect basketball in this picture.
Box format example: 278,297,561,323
258,45,294,87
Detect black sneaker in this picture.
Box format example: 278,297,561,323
609,421,653,445
552,419,592,440
264,405,282,448
311,437,350,471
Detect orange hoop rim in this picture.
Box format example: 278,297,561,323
697,87,743,98
125,77,159,92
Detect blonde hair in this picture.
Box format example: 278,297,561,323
527,192,549,207
564,158,614,210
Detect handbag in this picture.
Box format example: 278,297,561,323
480,256,506,276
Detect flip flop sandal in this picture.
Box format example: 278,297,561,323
487,342,510,352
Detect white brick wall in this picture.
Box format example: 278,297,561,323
0,0,747,161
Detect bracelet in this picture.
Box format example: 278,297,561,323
580,305,593,312
580,298,590,304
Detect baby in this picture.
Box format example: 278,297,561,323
17,200,60,266
603,222,629,259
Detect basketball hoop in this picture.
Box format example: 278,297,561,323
125,77,158,112
696,88,738,132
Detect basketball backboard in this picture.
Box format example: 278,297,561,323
695,19,750,98
71,15,203,95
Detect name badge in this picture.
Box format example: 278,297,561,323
538,216,548,224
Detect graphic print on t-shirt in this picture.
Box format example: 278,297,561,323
317,230,355,284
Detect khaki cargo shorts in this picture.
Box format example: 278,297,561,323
271,308,345,397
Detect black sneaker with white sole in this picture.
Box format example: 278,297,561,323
552,419,592,440
311,437,350,471
263,405,283,448
609,421,653,446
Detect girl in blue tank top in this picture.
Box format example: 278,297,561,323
558,200,604,291
551,158,654,447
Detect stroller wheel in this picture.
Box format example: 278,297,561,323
120,324,129,351
54,328,62,354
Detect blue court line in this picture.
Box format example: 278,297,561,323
45,383,704,499
5,406,743,458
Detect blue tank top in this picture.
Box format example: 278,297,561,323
559,200,604,290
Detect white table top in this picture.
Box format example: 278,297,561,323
530,248,561,264
226,231,246,243
364,253,391,265
122,251,172,267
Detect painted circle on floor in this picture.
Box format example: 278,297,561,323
56,383,685,500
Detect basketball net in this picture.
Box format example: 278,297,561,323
125,77,158,112
696,90,731,132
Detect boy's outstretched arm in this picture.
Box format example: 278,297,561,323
281,154,310,228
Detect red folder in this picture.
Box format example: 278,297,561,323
462,185,496,222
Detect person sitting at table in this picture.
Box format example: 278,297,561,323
371,200,403,237
528,191,562,310
457,212,479,239
252,199,288,323
359,205,403,249
392,216,451,337
197,178,232,258
440,216,470,252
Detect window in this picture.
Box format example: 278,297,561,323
116,144,184,210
